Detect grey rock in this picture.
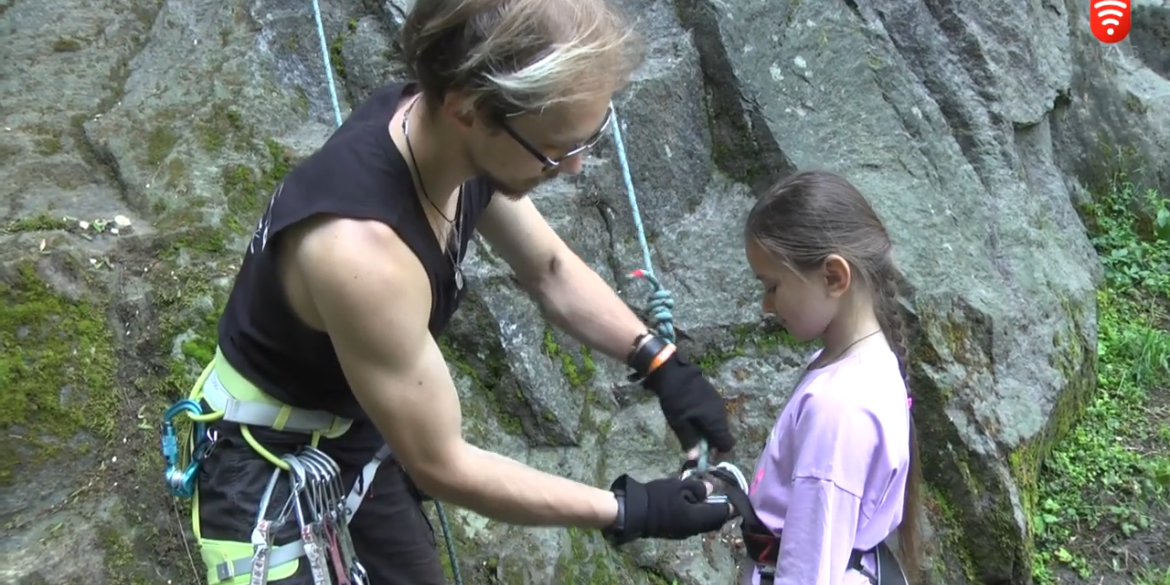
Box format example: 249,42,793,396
1132,2,1170,77
3,0,1169,583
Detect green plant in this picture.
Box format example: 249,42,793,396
1081,180,1170,297
1031,177,1170,583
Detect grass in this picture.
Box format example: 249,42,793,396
1031,176,1170,585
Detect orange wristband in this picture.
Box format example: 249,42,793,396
646,343,676,375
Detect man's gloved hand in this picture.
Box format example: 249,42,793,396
601,474,731,546
642,351,736,454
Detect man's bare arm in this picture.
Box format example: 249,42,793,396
298,217,618,528
476,195,648,362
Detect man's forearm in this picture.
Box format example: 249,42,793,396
426,443,620,529
533,250,649,362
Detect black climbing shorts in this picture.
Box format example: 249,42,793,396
196,418,447,585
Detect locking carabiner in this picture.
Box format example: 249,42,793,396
161,399,208,498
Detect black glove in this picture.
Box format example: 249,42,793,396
642,352,736,454
601,474,731,546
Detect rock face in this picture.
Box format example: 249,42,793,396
2,0,1168,584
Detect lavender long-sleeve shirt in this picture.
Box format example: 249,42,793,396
740,345,911,585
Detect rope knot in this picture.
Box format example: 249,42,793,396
628,269,676,343
629,269,710,471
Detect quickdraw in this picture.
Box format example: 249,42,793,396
268,447,369,585
160,398,217,498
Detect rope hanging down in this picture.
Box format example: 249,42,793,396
608,109,711,472
310,4,463,584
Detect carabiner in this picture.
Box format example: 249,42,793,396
163,398,205,423
680,460,750,506
160,399,208,498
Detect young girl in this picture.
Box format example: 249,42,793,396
737,170,923,585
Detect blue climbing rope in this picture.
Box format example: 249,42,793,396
310,0,344,128
308,4,462,584
608,106,710,473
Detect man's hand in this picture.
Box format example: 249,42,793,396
601,474,731,545
642,351,736,455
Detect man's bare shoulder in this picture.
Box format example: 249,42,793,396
294,216,425,288
291,216,433,358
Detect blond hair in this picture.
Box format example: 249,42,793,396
399,0,644,119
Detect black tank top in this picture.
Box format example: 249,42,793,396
217,82,494,420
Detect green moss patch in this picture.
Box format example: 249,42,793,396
0,260,117,486
553,527,661,585
439,335,525,437
3,213,73,233
542,328,597,389
694,321,814,374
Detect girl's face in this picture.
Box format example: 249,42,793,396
744,238,840,342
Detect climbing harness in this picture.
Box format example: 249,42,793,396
696,467,906,585
158,345,385,585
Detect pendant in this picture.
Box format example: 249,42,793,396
454,266,464,291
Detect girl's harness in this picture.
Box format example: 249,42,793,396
681,462,909,585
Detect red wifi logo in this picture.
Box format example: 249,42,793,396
1090,0,1132,44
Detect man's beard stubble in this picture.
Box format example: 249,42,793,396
470,149,558,202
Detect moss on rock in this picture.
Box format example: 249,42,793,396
553,526,653,584
1013,291,1097,535
0,259,117,486
924,485,979,584
694,321,813,374
439,335,525,437
98,520,156,585
542,327,597,389
220,138,294,233
906,289,1098,584
196,102,250,154
3,213,73,233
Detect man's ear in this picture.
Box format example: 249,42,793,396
442,93,478,131
822,254,852,298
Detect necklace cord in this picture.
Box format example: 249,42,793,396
402,95,465,283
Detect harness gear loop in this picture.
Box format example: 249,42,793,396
248,467,284,585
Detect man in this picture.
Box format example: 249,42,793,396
191,0,737,583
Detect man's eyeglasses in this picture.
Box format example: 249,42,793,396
497,105,614,169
